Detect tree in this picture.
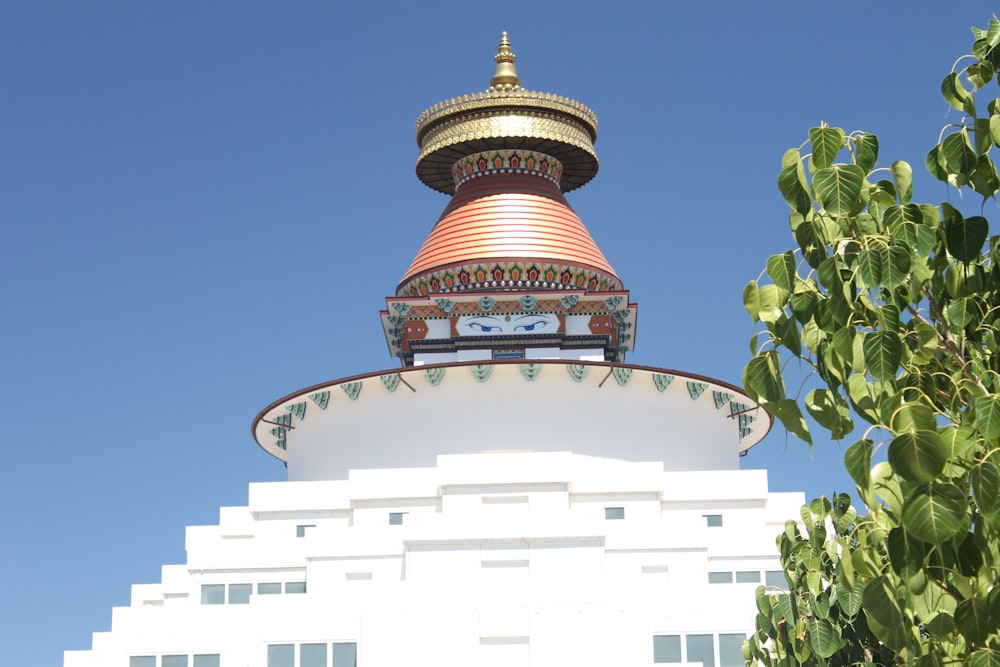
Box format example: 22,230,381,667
742,19,1000,667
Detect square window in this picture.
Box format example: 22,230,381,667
389,512,405,525
705,514,723,527
229,583,252,604
296,524,315,537
719,634,747,667
162,656,188,667
735,570,761,583
301,643,327,667
193,656,220,667
332,642,358,667
653,634,681,663
765,570,788,589
708,571,733,584
258,582,282,595
130,658,156,667
285,581,307,594
604,507,625,520
687,634,716,667
268,644,294,667
200,584,225,605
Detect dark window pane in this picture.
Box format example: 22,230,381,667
258,582,282,595
201,584,225,605
193,656,220,667
333,642,357,667
301,643,327,667
130,658,156,667
389,512,404,525
705,514,723,527
268,644,294,667
708,571,733,584
285,581,307,594
765,570,788,589
229,583,252,604
687,634,715,667
296,524,314,537
719,634,747,667
735,571,761,583
604,507,625,520
653,634,681,663
162,657,188,667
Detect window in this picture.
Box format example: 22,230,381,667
229,583,252,604
200,584,225,605
296,524,315,537
193,656,220,667
285,581,307,594
333,642,358,667
708,571,733,584
388,512,405,525
735,570,761,583
604,506,625,520
705,514,723,527
765,570,787,588
258,582,282,595
268,644,294,667
130,658,156,667
653,634,681,663
301,643,327,667
162,657,188,667
719,634,747,667
687,634,715,667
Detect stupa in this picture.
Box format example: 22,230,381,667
66,34,800,667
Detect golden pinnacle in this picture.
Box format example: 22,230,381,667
490,31,520,88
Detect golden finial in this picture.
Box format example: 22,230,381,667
490,31,520,88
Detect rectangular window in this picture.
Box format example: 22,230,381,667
604,506,625,520
332,642,358,667
301,643,327,667
258,582,282,595
705,514,723,527
719,634,747,667
687,634,716,667
735,570,761,583
162,657,188,667
268,644,295,667
765,570,787,589
493,349,525,359
388,512,405,525
130,658,156,667
708,571,733,584
193,656,220,667
200,584,225,605
229,583,252,604
285,581,307,594
653,634,681,663
296,524,315,537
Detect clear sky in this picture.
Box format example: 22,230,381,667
4,1,999,664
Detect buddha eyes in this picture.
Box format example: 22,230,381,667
462,316,555,334
468,322,498,332
514,320,548,332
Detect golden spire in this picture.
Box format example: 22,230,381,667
490,31,520,88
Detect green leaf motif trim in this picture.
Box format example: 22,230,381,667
518,295,538,311
612,367,633,386
392,302,411,316
341,382,362,401
477,296,497,312
560,295,579,309
652,373,674,392
308,391,330,410
380,374,400,392
471,364,493,382
435,298,455,313
271,413,292,427
604,296,622,309
566,364,589,382
286,402,307,420
425,368,446,386
712,391,733,409
520,363,541,381
686,381,709,400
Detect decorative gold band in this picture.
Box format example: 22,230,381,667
453,150,563,188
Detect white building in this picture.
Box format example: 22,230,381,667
66,34,803,667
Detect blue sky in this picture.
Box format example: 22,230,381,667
4,2,999,664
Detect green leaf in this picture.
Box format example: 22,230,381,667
882,245,911,290
805,617,840,659
833,577,865,618
970,155,1000,198
743,280,788,323
974,395,1000,439
854,132,879,172
813,165,865,216
845,439,874,505
806,388,854,440
863,331,902,381
942,71,976,115
743,351,785,405
901,482,967,544
911,323,939,363
971,458,1000,525
945,213,989,263
888,430,948,483
990,114,1000,147
862,575,905,631
941,131,978,175
858,248,884,288
927,145,949,182
809,126,845,170
956,598,992,644
968,648,1000,667
845,374,881,425
890,402,937,433
772,398,812,444
789,290,818,324
891,160,913,204
766,252,797,292
778,156,812,215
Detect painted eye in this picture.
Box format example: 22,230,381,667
469,323,496,332
514,320,548,332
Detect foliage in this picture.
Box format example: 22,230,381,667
742,20,1000,667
